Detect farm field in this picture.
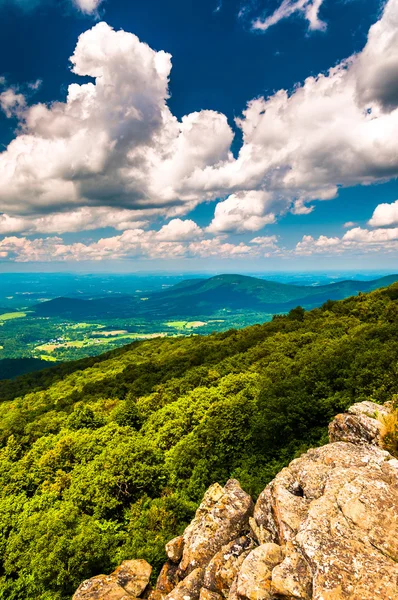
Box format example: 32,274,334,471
0,309,274,363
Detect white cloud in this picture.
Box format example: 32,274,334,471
252,0,326,33
72,0,103,15
0,207,152,234
343,221,357,228
0,22,233,220
296,234,341,255
0,226,274,262
343,226,398,244
156,219,202,241
369,200,398,227
295,226,398,255
2,1,398,261
207,191,277,233
250,235,279,247
0,87,26,118
354,0,398,112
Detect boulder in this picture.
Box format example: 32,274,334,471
199,589,223,600
178,480,254,575
113,560,153,597
166,536,185,563
328,401,390,447
72,575,131,600
253,415,398,599
203,536,255,597
156,562,179,595
235,543,284,600
271,542,312,599
164,567,204,600
73,560,152,600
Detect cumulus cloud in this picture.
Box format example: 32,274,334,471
369,199,398,227
0,225,275,262
252,0,326,33
2,1,398,261
207,191,277,233
0,22,233,220
250,235,279,249
296,234,342,255
295,226,398,255
0,207,153,234
354,0,398,112
156,218,202,241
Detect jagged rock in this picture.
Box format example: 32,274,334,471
348,400,390,419
271,542,312,599
113,560,153,597
156,562,179,595
166,536,185,563
72,575,131,600
147,591,165,600
328,400,389,446
226,575,239,600
253,438,398,598
178,480,254,575
73,560,152,600
199,589,223,600
251,488,278,545
294,459,398,599
235,543,284,600
203,536,255,597
165,567,204,600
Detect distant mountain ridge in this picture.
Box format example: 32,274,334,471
32,273,398,319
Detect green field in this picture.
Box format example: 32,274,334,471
0,309,275,362
165,320,207,329
0,311,27,321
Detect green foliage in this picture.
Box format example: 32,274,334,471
0,284,397,599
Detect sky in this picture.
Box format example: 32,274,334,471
0,0,398,271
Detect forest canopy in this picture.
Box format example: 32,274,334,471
0,284,397,599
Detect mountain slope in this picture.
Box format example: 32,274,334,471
0,357,52,381
0,284,397,598
32,273,398,319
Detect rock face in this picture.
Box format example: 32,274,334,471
178,480,254,576
328,400,389,446
73,559,152,600
73,401,398,600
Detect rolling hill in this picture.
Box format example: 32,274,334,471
32,273,398,319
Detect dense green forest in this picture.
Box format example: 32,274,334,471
0,284,397,599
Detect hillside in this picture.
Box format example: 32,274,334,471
0,283,397,598
32,273,398,319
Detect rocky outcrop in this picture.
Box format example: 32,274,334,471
178,480,254,576
73,559,152,600
73,401,398,600
328,400,390,446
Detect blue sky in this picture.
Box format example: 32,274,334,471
0,0,398,270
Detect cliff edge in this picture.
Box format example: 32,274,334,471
73,401,398,600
